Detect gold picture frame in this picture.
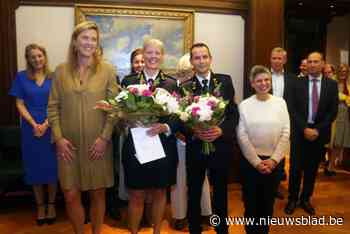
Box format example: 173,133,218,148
75,4,194,78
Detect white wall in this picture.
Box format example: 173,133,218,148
195,13,244,102
16,6,245,101
16,6,75,71
326,14,350,66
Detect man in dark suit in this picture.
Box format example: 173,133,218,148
269,47,295,199
285,52,338,215
182,43,239,234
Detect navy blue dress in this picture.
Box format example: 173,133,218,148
9,71,57,185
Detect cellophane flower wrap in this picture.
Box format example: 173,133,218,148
339,92,350,107
176,88,228,155
95,84,179,127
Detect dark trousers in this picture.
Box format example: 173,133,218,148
240,156,280,234
187,155,228,234
288,135,324,202
277,158,286,181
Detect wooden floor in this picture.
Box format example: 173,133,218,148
1,167,349,234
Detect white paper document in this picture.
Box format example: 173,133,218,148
130,127,166,164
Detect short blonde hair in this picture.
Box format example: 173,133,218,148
271,47,287,56
176,53,192,72
249,65,271,82
143,38,165,55
67,21,102,74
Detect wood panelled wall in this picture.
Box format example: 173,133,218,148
248,0,284,69
0,0,284,125
0,0,19,126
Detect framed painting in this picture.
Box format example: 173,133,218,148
75,4,194,78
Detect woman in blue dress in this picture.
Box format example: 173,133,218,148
9,44,57,225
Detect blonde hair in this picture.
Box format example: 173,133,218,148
143,38,165,55
271,47,287,56
176,53,192,72
338,64,349,76
67,21,102,74
25,43,51,80
176,53,193,80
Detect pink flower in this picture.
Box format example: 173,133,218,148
171,91,181,101
129,87,138,95
142,89,152,97
191,106,200,117
193,96,200,103
213,90,221,97
207,100,217,110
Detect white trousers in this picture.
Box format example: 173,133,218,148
170,140,212,219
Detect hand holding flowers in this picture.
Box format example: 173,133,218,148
176,91,228,155
95,84,179,128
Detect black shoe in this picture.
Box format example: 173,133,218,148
36,218,46,226
46,217,56,225
276,190,284,199
324,169,336,176
84,216,90,224
36,204,46,226
284,200,297,215
173,218,187,230
140,214,152,228
300,201,315,215
46,202,56,225
201,215,211,226
108,209,121,220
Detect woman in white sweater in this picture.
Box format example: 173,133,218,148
237,65,290,234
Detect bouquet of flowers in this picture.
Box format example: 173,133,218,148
95,84,179,127
176,90,228,155
339,92,350,107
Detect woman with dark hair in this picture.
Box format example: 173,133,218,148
47,21,119,234
118,48,145,201
9,43,57,225
130,48,144,74
117,48,152,226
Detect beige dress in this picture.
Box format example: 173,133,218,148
48,62,119,191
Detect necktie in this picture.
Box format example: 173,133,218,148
312,79,319,121
147,79,154,90
202,79,209,94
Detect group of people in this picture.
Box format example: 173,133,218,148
8,20,348,234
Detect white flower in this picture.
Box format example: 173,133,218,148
198,106,213,121
115,90,128,102
166,98,180,114
178,111,189,121
154,88,179,114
